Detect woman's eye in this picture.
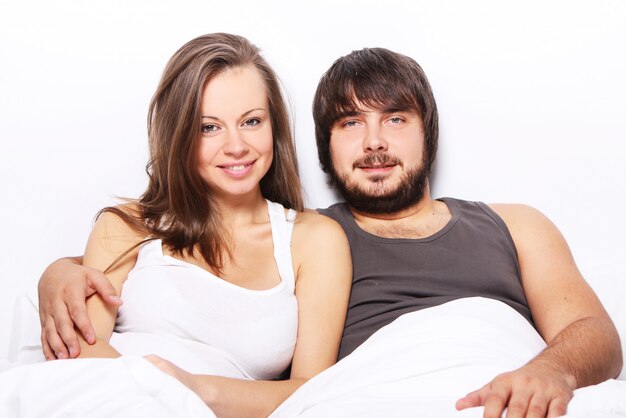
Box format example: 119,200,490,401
243,118,261,127
201,124,218,133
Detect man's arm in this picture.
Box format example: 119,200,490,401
38,256,122,360
457,204,622,418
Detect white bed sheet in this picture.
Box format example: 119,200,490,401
271,297,626,418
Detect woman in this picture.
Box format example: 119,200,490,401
3,33,351,417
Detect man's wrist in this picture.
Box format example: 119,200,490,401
527,356,577,390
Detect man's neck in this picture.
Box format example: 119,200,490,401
348,195,452,239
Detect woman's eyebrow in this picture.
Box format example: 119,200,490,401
240,107,266,118
201,108,266,120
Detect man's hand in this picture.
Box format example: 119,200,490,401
38,256,122,360
455,362,575,418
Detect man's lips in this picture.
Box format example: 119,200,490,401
357,164,396,174
352,153,402,171
354,160,400,174
355,163,397,169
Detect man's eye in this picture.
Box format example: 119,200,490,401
243,118,261,127
389,117,403,124
342,120,357,127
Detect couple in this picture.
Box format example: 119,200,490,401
22,32,623,417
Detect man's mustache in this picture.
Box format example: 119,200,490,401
353,153,403,170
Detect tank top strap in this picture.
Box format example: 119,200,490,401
266,200,296,292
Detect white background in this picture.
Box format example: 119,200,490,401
1,0,625,361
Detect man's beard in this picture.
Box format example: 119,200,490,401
329,154,429,215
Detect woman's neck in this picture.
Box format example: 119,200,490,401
213,190,268,228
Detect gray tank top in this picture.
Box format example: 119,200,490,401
319,197,533,359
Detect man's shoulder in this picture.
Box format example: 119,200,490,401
486,203,552,234
440,196,513,218
316,201,349,219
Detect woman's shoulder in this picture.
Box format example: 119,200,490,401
290,208,352,285
85,203,146,275
294,208,343,230
93,202,144,239
291,208,348,247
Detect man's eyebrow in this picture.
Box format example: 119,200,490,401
335,110,361,119
381,106,412,114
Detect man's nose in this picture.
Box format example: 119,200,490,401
363,125,387,152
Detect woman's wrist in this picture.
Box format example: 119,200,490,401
193,375,219,407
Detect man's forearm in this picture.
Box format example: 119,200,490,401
531,316,622,388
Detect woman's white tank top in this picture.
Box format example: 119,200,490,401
111,200,298,380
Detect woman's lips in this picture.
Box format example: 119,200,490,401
218,160,255,177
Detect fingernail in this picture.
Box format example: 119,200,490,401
107,295,123,304
57,352,67,359
86,333,95,343
69,347,77,357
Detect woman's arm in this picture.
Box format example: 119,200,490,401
149,211,353,417
38,256,122,360
145,355,307,418
76,207,144,358
289,211,353,377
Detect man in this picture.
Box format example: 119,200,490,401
38,47,622,417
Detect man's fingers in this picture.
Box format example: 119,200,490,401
38,302,47,326
546,396,568,418
55,305,84,357
483,393,513,418
43,317,69,359
456,387,486,410
482,387,509,418
66,286,96,345
459,368,575,418
40,328,56,361
501,389,531,418
86,269,122,305
523,393,549,418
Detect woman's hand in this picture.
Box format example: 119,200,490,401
144,355,213,402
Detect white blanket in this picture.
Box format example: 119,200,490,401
0,295,216,418
0,356,214,418
2,297,624,417
270,297,626,418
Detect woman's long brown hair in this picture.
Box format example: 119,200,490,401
101,33,303,274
